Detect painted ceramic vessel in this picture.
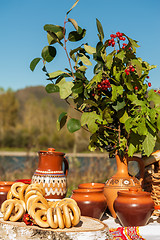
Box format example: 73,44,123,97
0,181,15,207
31,148,69,200
71,188,107,219
103,153,144,218
114,188,154,226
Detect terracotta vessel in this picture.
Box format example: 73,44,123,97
71,188,107,219
78,182,105,190
0,181,15,207
114,188,154,226
31,148,69,200
103,153,144,218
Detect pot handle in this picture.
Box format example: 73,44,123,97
63,157,69,176
127,156,145,184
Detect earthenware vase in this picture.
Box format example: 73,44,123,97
114,188,154,226
103,153,144,218
78,182,105,190
31,148,69,200
71,188,107,219
0,181,15,208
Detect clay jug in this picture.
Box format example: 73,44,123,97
0,181,15,207
31,148,69,200
114,188,154,226
71,188,107,219
103,153,144,218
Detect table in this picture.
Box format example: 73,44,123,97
102,213,160,240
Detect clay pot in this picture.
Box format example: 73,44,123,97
31,148,69,200
114,188,154,226
78,182,105,190
103,153,144,218
15,179,31,184
0,181,15,207
71,188,107,219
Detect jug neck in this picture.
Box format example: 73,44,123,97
114,154,130,178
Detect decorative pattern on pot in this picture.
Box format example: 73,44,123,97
31,148,69,200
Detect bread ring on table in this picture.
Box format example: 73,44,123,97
26,195,39,213
56,206,65,229
25,184,45,196
58,198,81,216
31,195,49,209
49,200,61,208
11,182,25,199
9,203,25,222
47,208,58,229
61,205,72,228
30,202,48,219
62,202,80,226
1,201,15,221
19,184,29,201
25,190,43,204
7,189,16,200
34,209,49,228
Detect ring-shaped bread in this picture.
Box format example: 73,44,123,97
2,202,15,221
25,190,43,204
47,208,58,229
56,206,65,229
11,182,25,199
61,204,72,228
31,195,49,209
30,202,48,219
9,203,25,222
25,184,45,196
34,209,49,228
62,202,80,226
19,184,29,201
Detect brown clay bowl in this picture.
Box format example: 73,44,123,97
0,181,15,207
78,182,105,190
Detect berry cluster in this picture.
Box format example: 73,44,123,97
23,213,34,226
125,65,135,75
97,78,111,91
108,32,126,47
154,89,160,94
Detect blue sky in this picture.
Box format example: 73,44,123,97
0,0,160,91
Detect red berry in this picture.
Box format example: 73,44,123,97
112,42,115,47
109,40,112,44
146,76,150,79
113,34,117,38
119,33,123,37
129,47,132,50
158,90,160,94
117,50,120,53
122,37,126,41
111,38,115,42
122,46,125,49
131,68,135,72
148,82,151,87
110,34,114,38
129,65,133,69
119,37,123,40
154,90,157,92
97,84,101,88
135,86,138,90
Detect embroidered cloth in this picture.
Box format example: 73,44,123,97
110,226,145,240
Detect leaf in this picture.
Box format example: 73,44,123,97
137,119,147,135
96,18,104,41
84,44,96,54
68,28,86,42
44,25,64,45
71,82,83,94
157,115,160,131
131,59,142,77
111,85,123,102
56,78,74,99
112,100,125,111
67,118,81,133
56,112,67,131
67,0,79,15
79,53,92,65
105,51,115,69
142,132,156,156
49,70,66,79
148,89,160,107
81,112,102,133
116,51,125,61
41,46,56,62
30,58,41,71
45,84,59,93
87,71,102,88
128,132,140,156
78,66,87,71
68,18,78,31
119,111,129,124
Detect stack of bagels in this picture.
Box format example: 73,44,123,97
1,182,81,229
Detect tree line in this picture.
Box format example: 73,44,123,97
0,86,90,152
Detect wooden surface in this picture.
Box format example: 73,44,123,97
0,216,113,240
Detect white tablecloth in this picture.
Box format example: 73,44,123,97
102,214,160,240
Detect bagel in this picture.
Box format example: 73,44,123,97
34,209,49,228
56,206,65,229
63,202,80,226
25,184,45,196
19,184,29,201
47,208,58,229
61,204,72,228
26,195,39,213
11,182,25,199
7,189,17,200
2,202,15,221
31,195,49,209
9,203,25,222
30,203,48,219
25,190,43,204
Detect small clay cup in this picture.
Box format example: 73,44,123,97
114,188,154,226
78,182,105,190
71,188,107,219
0,181,15,208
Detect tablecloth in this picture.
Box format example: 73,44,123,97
102,214,160,240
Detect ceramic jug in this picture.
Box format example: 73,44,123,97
103,153,144,218
0,181,15,207
31,148,69,200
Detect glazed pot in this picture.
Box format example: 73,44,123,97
114,188,154,226
71,188,107,219
31,148,69,200
78,182,105,190
103,153,144,218
0,181,15,207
